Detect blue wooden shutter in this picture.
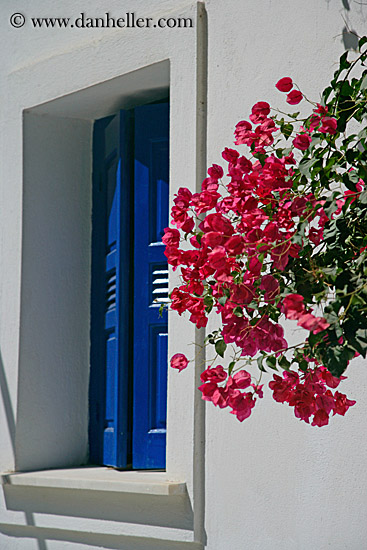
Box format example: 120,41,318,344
132,103,169,469
89,111,133,468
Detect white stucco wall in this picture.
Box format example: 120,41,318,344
1,1,367,549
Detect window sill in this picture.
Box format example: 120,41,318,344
1,466,187,496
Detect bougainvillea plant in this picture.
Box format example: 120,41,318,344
163,37,367,427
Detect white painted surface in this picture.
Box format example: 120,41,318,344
1,0,367,549
2,468,186,496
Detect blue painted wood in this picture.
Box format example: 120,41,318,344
89,111,133,468
132,102,169,469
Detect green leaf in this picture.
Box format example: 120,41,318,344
257,355,267,373
341,81,353,97
228,361,236,376
196,232,203,245
324,344,355,377
255,153,266,166
218,296,227,306
281,123,293,139
278,355,291,370
215,339,227,358
265,356,278,370
203,294,213,306
339,51,351,71
343,171,359,191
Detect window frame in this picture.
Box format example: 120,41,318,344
4,13,206,544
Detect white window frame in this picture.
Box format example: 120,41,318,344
1,1,207,546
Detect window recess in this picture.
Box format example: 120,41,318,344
89,101,169,470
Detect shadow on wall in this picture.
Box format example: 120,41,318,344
0,351,196,549
1,484,196,550
0,353,16,458
338,0,366,50
0,524,202,550
343,25,360,50
0,350,196,549
0,352,48,550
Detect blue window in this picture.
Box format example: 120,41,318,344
89,102,169,469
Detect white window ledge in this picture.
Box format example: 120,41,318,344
1,467,187,496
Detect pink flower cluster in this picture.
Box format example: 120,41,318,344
275,78,338,150
282,294,330,334
269,367,356,426
198,365,263,421
163,142,327,343
165,76,356,426
276,77,303,104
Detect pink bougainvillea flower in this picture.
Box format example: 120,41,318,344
222,147,240,164
211,387,228,408
199,212,234,235
208,163,224,179
164,246,183,271
282,294,305,320
333,392,356,416
207,246,227,269
249,101,271,124
180,215,195,234
293,133,312,150
269,374,294,403
315,392,335,415
173,187,192,208
320,367,345,389
308,227,323,246
251,383,264,398
260,274,280,303
275,77,293,92
229,391,256,421
170,353,189,372
309,114,321,131
234,120,253,145
297,313,330,334
232,369,252,389
200,365,227,384
286,90,303,105
198,381,218,401
237,155,252,173
284,151,296,164
312,408,329,427
162,227,180,247
224,234,245,256
318,117,338,135
314,103,328,115
191,190,220,215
